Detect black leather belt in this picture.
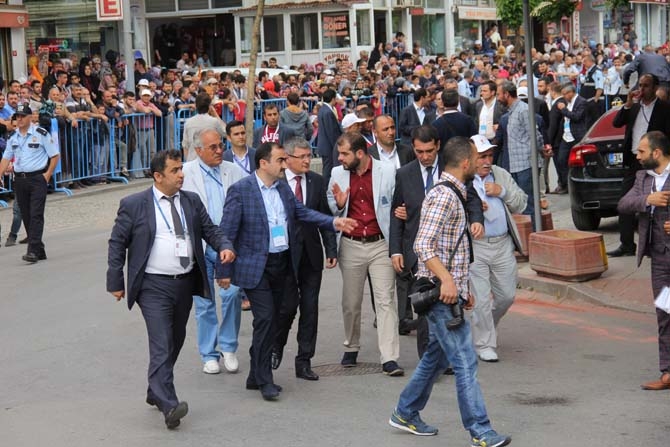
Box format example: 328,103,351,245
15,168,47,178
145,271,193,280
342,233,384,243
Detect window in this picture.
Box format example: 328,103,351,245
212,0,243,7
322,12,350,49
411,14,446,55
291,14,319,51
178,0,208,10
240,17,253,54
263,16,285,52
356,10,372,46
145,0,176,13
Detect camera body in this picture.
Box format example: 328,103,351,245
409,277,464,330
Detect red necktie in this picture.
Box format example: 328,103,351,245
294,176,303,203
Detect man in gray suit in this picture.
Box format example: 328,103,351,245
617,130,670,391
623,45,670,91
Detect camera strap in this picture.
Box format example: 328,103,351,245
435,180,474,267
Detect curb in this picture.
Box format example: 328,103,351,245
517,265,652,314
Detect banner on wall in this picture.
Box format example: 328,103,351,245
96,0,123,21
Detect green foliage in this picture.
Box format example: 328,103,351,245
605,0,630,9
531,0,579,23
496,0,541,32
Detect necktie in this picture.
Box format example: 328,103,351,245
425,166,434,191
164,196,190,269
294,175,303,203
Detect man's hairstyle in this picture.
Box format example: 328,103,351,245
336,132,368,154
413,88,428,102
322,88,337,103
441,89,460,108
411,125,439,146
550,81,562,94
286,92,300,106
263,103,279,115
258,70,269,80
195,92,212,114
372,114,394,129
135,58,147,69
123,91,135,99
481,80,497,93
150,149,182,176
194,128,221,150
443,136,473,168
561,82,576,94
640,73,660,87
500,80,517,98
644,130,670,157
226,119,245,136
178,86,189,97
31,80,41,88
357,106,374,119
284,136,311,155
56,70,68,78
539,76,553,85
255,142,278,167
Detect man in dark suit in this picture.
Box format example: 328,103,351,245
431,89,477,153
552,83,587,194
215,142,356,401
390,126,484,357
444,77,475,118
252,103,282,148
222,120,256,175
107,150,235,429
617,131,670,390
398,88,436,146
272,137,338,381
547,81,567,194
368,114,415,168
316,88,342,185
610,74,670,257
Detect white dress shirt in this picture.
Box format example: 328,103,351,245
631,99,657,155
378,145,401,169
145,186,195,275
286,168,308,203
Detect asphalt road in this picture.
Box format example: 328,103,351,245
0,181,665,447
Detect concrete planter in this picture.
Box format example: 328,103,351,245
529,229,608,282
513,212,554,262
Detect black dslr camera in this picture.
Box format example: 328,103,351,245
409,277,464,330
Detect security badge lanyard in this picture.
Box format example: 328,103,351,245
267,189,288,248
200,165,224,198
153,194,189,258
234,152,251,174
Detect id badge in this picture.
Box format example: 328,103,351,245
479,123,487,135
271,225,287,247
175,236,188,257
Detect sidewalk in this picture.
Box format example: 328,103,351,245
517,254,654,314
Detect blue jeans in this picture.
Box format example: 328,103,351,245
193,245,241,362
511,168,536,230
396,302,492,438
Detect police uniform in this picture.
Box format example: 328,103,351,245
580,65,605,127
2,105,59,262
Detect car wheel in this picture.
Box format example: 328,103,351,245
571,208,601,231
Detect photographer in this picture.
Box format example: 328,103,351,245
388,136,511,447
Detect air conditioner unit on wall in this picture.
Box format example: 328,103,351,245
394,0,424,8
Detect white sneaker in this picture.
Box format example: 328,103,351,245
221,352,239,373
478,348,499,363
203,359,221,374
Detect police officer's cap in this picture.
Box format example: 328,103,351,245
14,103,33,116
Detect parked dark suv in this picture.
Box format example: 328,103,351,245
568,107,626,230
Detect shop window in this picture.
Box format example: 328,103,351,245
145,0,176,13
411,14,446,55
240,17,253,54
323,12,350,49
178,0,209,10
263,16,285,52
213,0,243,7
291,14,319,51
356,10,372,46
426,0,444,8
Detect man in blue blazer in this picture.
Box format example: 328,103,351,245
107,150,235,429
215,142,356,401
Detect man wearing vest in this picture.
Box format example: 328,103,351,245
579,55,604,129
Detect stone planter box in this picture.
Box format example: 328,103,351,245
513,212,554,262
529,229,608,282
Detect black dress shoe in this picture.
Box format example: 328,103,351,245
22,253,39,263
296,367,319,381
399,318,419,335
607,245,636,257
341,351,358,367
246,380,282,392
260,384,280,401
164,401,188,429
19,237,28,244
146,396,160,409
271,349,283,370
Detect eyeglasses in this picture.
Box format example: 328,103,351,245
288,154,312,160
205,143,225,152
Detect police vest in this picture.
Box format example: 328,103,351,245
580,67,599,99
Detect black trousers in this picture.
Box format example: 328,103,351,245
14,174,48,256
650,249,670,373
618,160,642,250
245,251,290,386
276,252,323,368
137,272,194,415
396,269,415,323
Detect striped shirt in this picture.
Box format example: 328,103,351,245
414,171,470,296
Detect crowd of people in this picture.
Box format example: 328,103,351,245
2,28,670,444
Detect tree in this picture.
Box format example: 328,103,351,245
531,0,580,23
605,0,630,9
496,0,541,48
244,0,266,146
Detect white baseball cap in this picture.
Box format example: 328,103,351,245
470,134,497,153
341,113,366,129
517,86,529,99
140,89,152,97
137,79,150,86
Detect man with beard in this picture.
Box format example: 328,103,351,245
618,131,670,391
388,136,512,447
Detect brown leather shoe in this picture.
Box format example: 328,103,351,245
641,372,670,390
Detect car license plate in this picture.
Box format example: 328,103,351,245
608,153,623,165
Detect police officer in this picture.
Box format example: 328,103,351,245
0,103,59,263
579,55,604,128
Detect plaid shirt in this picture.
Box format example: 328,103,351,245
414,171,470,296
506,99,543,173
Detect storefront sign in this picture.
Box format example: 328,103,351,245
458,7,499,21
590,0,607,11
323,15,349,38
323,53,350,66
0,11,29,28
629,0,668,4
96,0,123,21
